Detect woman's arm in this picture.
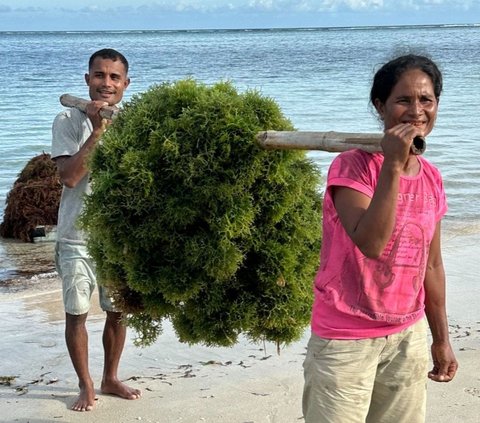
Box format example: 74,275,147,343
333,162,401,258
424,221,458,382
333,123,416,258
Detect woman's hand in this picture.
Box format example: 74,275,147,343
428,342,458,382
381,123,422,168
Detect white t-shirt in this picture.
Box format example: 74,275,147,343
51,108,93,244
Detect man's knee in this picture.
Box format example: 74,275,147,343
105,311,124,326
66,312,88,328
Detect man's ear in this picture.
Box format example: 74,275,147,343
84,73,90,86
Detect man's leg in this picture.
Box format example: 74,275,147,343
65,312,96,411
100,311,141,400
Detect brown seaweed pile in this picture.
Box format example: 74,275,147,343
0,153,61,242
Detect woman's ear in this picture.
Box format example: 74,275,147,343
374,98,385,120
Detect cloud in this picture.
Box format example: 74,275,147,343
320,0,383,10
0,0,478,31
244,0,384,12
0,0,477,14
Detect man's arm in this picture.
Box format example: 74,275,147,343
56,100,108,188
424,221,458,382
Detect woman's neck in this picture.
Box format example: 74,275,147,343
402,156,420,176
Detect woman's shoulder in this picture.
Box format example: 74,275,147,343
418,156,442,177
328,150,383,183
337,148,382,159
332,149,383,169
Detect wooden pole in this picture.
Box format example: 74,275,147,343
59,94,119,120
59,94,426,155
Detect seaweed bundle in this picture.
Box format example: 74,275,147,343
80,80,323,348
1,153,61,242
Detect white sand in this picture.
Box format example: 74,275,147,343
0,228,479,422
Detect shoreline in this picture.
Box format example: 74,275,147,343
1,217,479,286
0,229,479,422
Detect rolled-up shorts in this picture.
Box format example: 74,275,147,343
302,318,429,423
55,242,116,315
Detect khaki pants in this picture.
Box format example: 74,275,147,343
302,319,428,423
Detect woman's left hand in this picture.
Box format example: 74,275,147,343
428,342,458,382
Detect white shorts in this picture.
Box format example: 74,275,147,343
55,242,116,315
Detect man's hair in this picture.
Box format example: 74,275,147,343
89,48,129,74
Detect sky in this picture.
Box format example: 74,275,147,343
0,0,478,31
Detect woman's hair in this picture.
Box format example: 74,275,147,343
370,54,443,108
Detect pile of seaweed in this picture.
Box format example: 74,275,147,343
80,80,323,348
0,153,61,242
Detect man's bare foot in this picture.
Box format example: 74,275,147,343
71,381,97,412
101,378,141,400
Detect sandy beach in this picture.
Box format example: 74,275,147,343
1,226,479,423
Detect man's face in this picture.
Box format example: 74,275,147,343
85,57,130,106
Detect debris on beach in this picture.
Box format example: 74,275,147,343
0,153,61,242
80,79,323,349
0,371,60,397
0,375,17,386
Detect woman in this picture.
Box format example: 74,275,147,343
302,54,458,423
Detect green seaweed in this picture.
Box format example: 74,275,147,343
80,79,323,348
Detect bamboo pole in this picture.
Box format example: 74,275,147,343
256,131,426,155
59,94,426,155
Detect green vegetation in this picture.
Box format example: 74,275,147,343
80,80,322,348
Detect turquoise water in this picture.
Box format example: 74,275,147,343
1,25,479,271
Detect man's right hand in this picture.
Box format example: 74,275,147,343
86,100,110,135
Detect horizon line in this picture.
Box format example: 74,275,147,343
1,22,479,34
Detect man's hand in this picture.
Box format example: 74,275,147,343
86,100,110,134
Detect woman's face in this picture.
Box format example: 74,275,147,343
375,68,438,138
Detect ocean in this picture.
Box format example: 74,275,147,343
1,25,479,279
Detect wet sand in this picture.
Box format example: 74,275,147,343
0,227,479,422
0,237,56,284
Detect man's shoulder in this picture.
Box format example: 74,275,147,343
52,106,90,155
54,107,87,123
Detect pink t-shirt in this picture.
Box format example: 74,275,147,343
311,149,447,339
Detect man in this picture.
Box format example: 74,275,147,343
52,48,141,412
